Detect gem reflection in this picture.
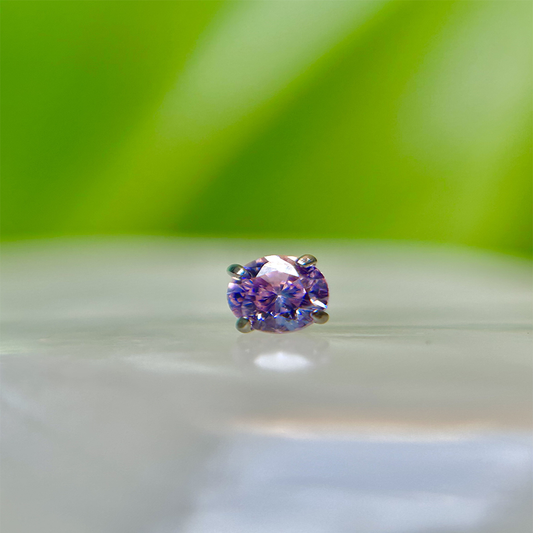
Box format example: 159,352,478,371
254,352,314,372
234,333,329,372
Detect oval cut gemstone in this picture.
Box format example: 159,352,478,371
227,255,329,333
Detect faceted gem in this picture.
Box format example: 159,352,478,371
227,255,329,333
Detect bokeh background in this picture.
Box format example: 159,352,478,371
2,0,532,256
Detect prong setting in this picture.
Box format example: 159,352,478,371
311,310,329,324
227,264,248,279
236,317,253,333
297,254,317,267
227,255,329,333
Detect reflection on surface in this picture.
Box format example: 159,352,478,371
233,333,329,373
2,241,532,533
183,432,532,533
254,351,313,372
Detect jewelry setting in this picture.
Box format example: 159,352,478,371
227,254,329,334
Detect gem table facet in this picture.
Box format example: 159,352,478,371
227,255,329,333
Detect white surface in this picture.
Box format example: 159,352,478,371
1,239,532,533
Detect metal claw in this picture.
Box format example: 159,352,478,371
296,254,317,267
236,317,253,333
311,310,329,324
227,264,248,278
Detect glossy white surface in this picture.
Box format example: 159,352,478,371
1,239,532,533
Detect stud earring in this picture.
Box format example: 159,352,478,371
227,254,329,334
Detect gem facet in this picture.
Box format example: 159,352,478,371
227,255,329,333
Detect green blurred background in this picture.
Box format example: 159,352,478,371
2,1,532,256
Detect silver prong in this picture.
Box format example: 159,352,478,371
227,264,248,278
297,254,317,267
236,317,253,333
311,310,329,324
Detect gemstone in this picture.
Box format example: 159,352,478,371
227,255,329,333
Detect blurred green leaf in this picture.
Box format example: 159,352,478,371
1,0,224,236
1,1,531,256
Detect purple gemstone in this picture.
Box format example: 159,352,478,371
227,255,329,333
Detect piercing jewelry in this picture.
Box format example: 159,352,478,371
227,255,329,333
